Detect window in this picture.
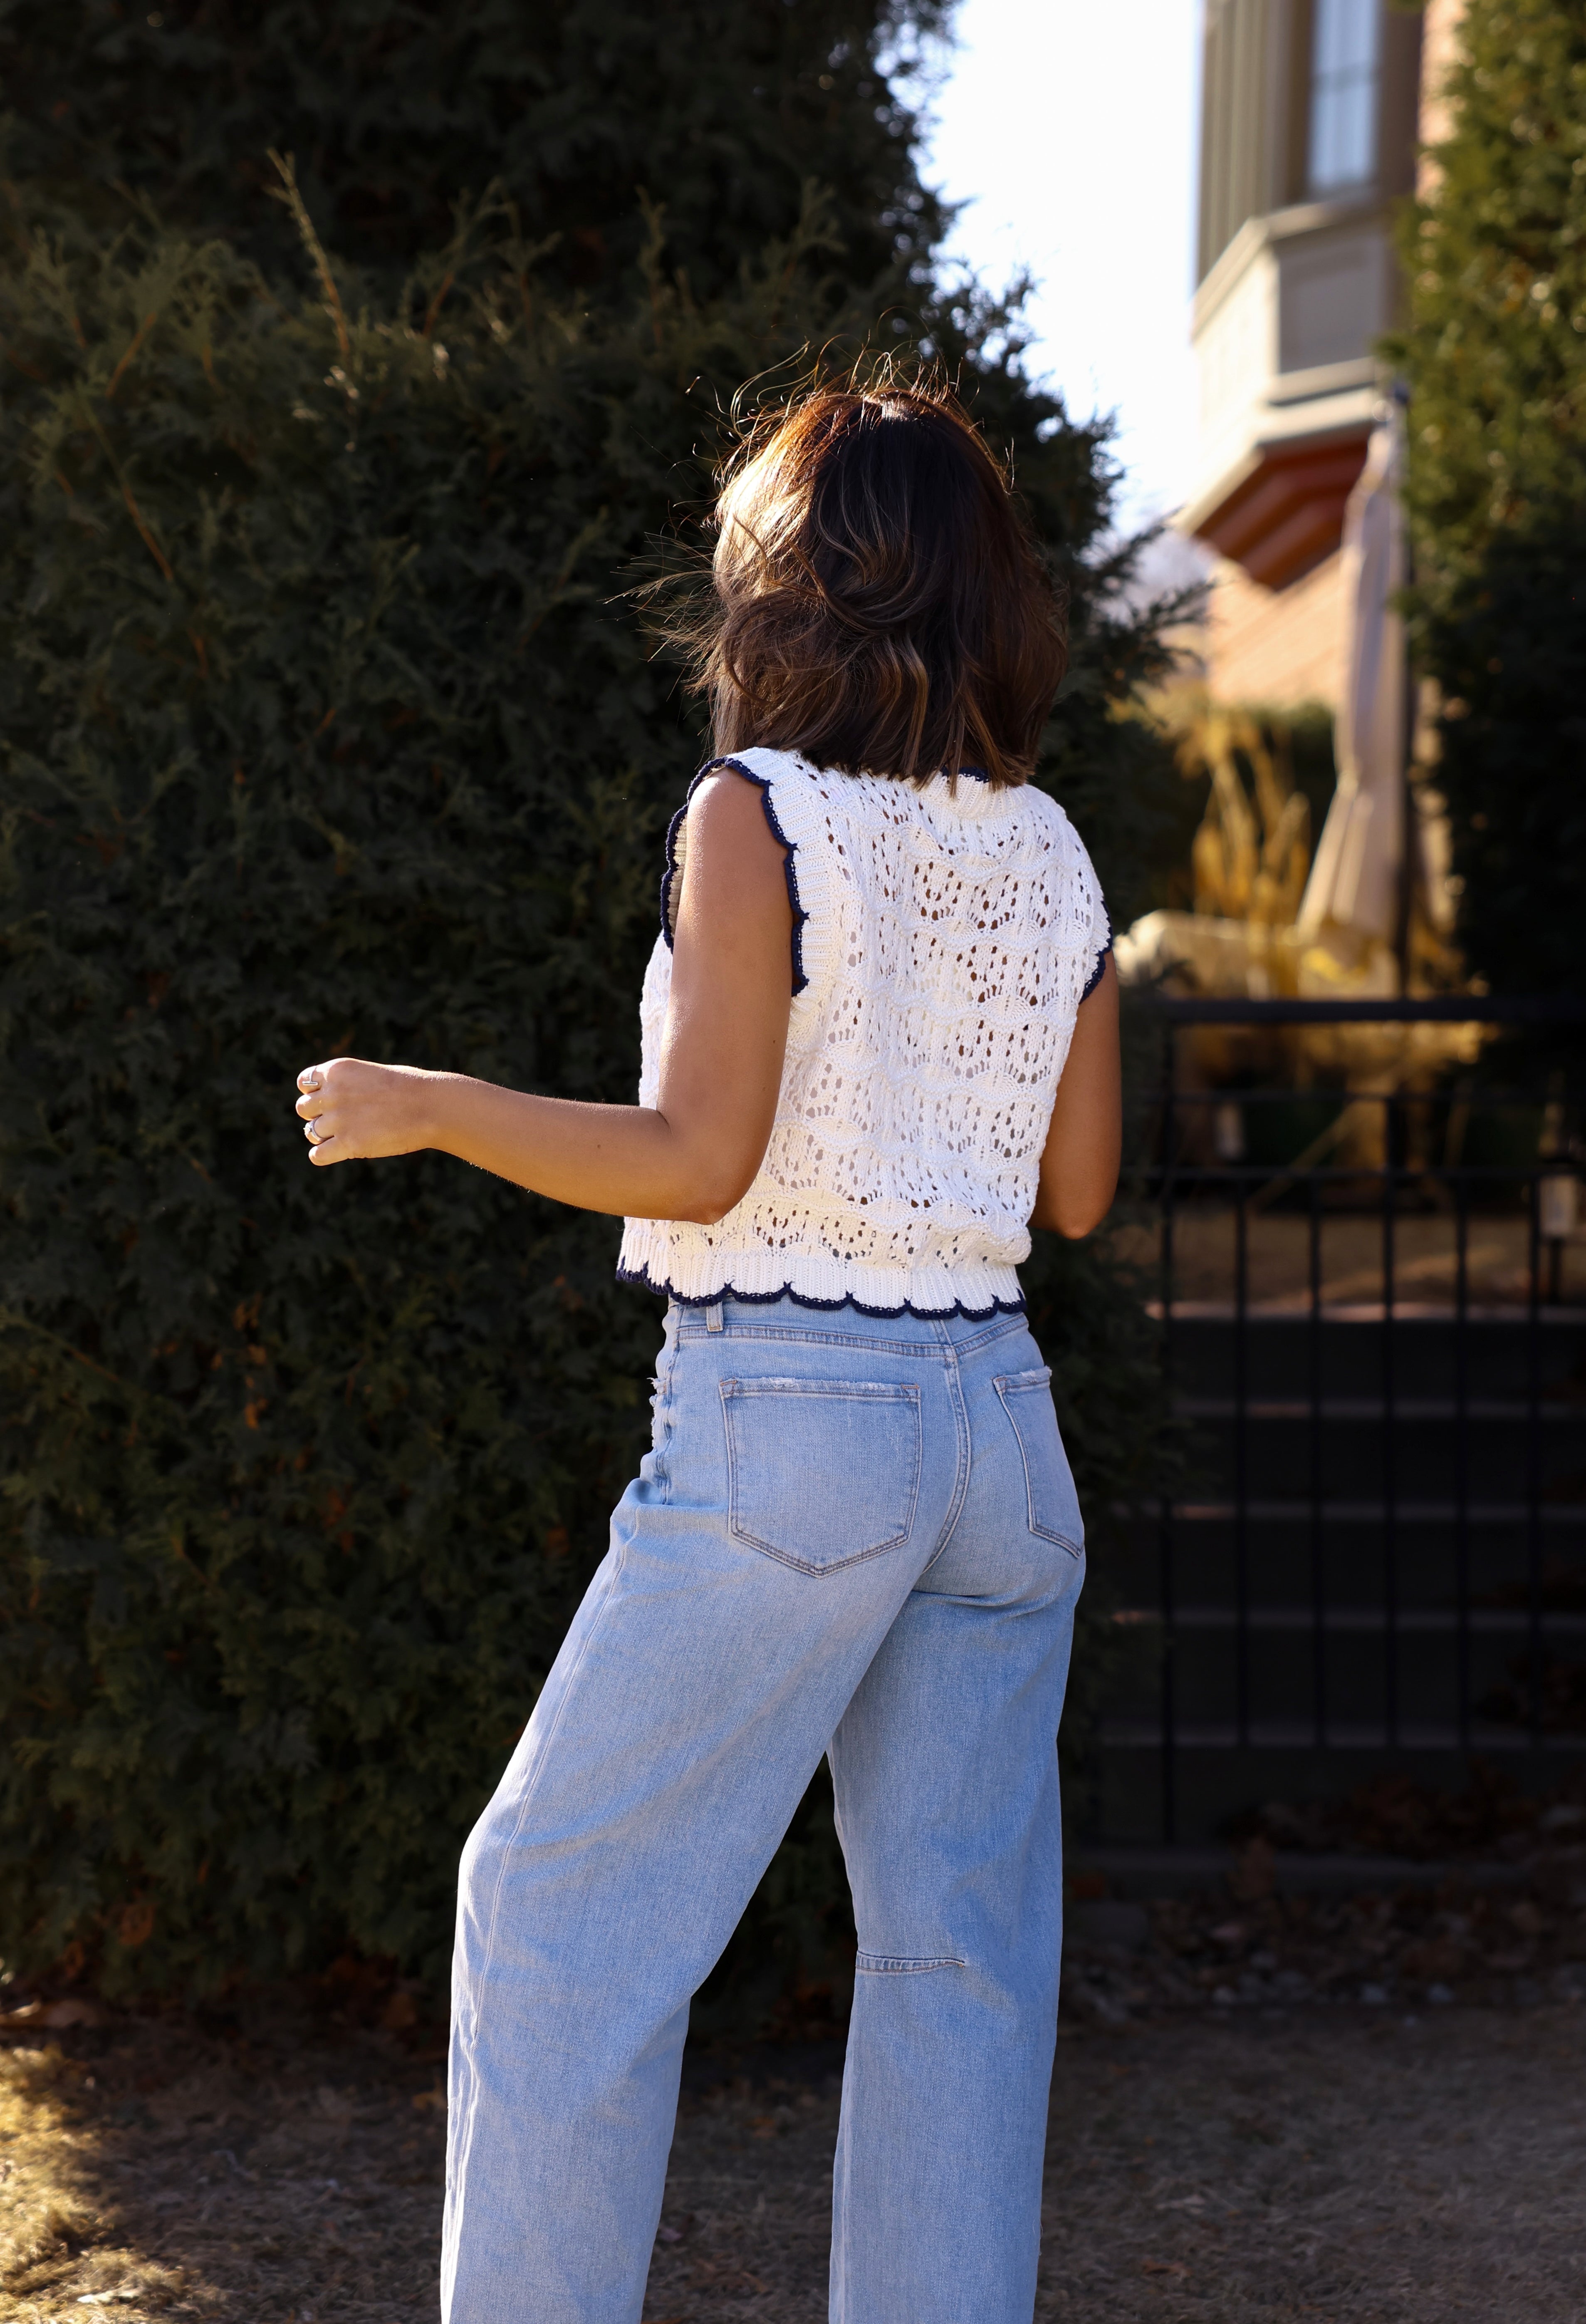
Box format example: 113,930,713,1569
1308,0,1381,195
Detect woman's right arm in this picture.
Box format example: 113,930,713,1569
290,771,793,1222
1028,955,1121,1238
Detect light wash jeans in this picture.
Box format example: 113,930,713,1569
443,1293,1086,2324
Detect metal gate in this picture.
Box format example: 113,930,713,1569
1100,996,1586,1846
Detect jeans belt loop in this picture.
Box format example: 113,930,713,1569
705,1301,725,1334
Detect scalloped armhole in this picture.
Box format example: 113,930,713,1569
659,754,810,996
1080,932,1113,1003
1073,832,1112,1004
661,797,691,942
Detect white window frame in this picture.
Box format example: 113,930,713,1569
1307,0,1381,196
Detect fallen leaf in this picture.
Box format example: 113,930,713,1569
10,1998,109,2029
1229,1836,1277,1902
116,1898,156,1949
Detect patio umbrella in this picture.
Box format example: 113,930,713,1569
1297,402,1407,948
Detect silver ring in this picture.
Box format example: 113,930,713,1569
306,1118,323,1144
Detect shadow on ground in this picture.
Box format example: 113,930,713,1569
2,1993,1583,2322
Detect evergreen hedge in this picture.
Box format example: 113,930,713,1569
0,0,949,298
1390,0,1586,998
0,151,1178,2006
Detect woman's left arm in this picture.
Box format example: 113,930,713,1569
1027,955,1122,1238
292,770,793,1224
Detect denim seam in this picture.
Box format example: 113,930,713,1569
720,1378,922,1574
460,1524,637,2202
855,1951,965,1973
946,1314,1032,1362
680,1318,946,1358
917,1327,972,1580
672,1311,1032,1362
994,1371,1085,1556
650,1329,680,1502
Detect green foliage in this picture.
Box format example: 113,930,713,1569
1386,0,1586,996
0,0,949,302
0,159,1180,2002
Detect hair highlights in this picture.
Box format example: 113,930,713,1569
656,369,1068,787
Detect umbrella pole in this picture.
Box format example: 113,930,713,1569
1392,528,1416,996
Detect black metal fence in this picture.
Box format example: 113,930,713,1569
1102,997,1586,1846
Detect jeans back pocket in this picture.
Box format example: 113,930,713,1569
721,1377,922,1575
994,1368,1084,1556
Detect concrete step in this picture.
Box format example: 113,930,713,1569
1178,1395,1584,1420
1162,1309,1586,1400
1111,1604,1586,1634
1064,1846,1535,1902
1092,1303,1586,1842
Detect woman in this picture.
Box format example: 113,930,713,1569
294,376,1120,2324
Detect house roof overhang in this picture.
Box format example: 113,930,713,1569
1180,417,1373,590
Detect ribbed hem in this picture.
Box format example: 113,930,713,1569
616,1256,1026,1323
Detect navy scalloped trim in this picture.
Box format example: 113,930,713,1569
659,755,809,996
616,1258,1025,1323
1080,934,1113,1003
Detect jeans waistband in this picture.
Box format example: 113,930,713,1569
669,1290,1033,1358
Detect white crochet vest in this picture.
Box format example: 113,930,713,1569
616,747,1110,1318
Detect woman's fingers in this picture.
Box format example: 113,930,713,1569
290,1056,420,1167
304,1108,347,1164
295,1060,339,1162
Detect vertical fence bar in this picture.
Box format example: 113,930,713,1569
1309,1170,1326,1750
1124,996,1586,1833
1158,1023,1177,1845
1235,1185,1250,1750
1454,1178,1472,1755
1527,1169,1544,1754
1382,1094,1398,1749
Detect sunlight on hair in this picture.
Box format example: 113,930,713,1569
647,358,1068,787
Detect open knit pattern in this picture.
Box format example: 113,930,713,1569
616,746,1111,1319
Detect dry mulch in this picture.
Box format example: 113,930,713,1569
1061,1779,1586,2028
638,2008,1586,2322
2,1987,1584,2322
5,1780,1585,2322
0,1995,447,2322
1063,1839,1586,2029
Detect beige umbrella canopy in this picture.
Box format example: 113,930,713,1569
1297,406,1408,954
1118,394,1460,1011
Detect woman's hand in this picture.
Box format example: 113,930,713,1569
295,1058,436,1166
289,769,794,1214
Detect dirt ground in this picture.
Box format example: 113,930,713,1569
2,1992,1584,2324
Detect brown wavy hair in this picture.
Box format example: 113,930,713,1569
654,370,1068,788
